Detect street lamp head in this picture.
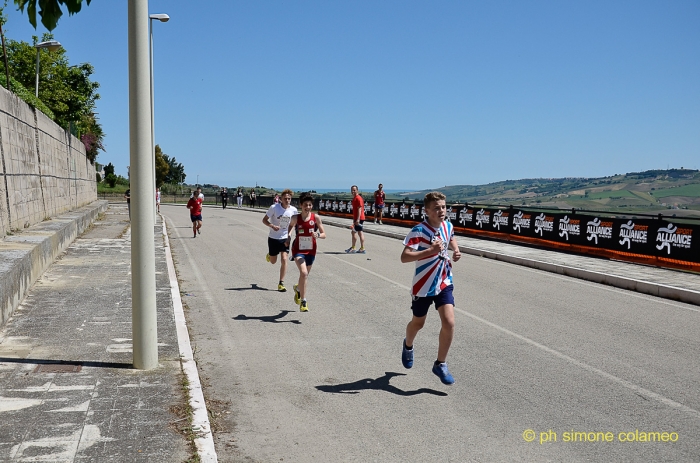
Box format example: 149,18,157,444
149,13,170,22
35,40,62,52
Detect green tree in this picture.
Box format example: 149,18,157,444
103,162,114,177
14,0,91,31
154,144,169,188
163,154,186,185
105,173,116,188
5,33,100,128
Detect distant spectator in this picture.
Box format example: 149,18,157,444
374,183,386,224
221,188,228,209
274,194,280,204
250,189,257,208
124,188,131,219
237,188,243,208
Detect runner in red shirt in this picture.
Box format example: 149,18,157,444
373,183,385,224
345,185,366,254
186,187,204,238
287,192,326,312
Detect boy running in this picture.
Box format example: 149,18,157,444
400,191,462,385
287,192,326,312
186,187,204,238
263,189,297,291
345,185,366,254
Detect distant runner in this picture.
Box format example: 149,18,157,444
186,187,204,238
345,185,366,254
155,188,161,213
263,189,298,291
373,183,385,224
400,191,462,385
288,192,326,312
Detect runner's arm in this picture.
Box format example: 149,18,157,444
400,242,442,263
449,236,462,262
315,216,326,239
262,214,280,231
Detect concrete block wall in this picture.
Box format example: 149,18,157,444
0,86,96,238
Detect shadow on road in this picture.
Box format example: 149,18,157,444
233,310,301,324
322,251,354,255
316,372,447,396
225,284,270,291
0,358,133,369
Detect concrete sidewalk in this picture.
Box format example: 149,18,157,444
317,214,700,306
0,204,200,462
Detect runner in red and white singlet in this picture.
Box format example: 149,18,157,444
287,192,326,312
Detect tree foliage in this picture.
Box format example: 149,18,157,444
154,144,169,188
14,0,91,31
103,162,114,177
165,155,186,185
2,32,104,162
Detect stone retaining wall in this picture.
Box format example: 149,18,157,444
0,85,96,237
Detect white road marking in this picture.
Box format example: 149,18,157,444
329,253,700,420
162,214,218,462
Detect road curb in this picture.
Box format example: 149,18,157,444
161,214,218,462
0,200,109,328
320,217,700,306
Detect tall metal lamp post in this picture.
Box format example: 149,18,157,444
34,40,62,97
149,13,169,222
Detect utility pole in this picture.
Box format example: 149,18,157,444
128,0,158,370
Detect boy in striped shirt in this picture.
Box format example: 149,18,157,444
400,191,462,385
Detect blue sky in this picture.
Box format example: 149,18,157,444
4,1,699,190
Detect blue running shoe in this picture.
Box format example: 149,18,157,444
432,362,454,385
402,339,413,369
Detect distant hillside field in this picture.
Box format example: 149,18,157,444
400,168,700,217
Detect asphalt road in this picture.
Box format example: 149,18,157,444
163,204,700,463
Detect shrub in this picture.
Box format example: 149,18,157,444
105,173,117,188
96,172,101,182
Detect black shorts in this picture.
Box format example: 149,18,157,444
410,285,454,318
190,214,202,222
293,253,316,267
353,220,365,232
268,237,289,256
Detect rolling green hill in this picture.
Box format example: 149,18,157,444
400,168,700,216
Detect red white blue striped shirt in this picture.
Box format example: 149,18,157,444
403,220,454,297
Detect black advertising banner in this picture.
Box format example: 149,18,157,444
652,221,698,262
316,196,700,264
510,209,536,238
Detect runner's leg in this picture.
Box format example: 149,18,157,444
295,258,308,300
436,304,455,362
405,315,426,347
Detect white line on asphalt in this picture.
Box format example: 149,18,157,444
328,254,700,420
476,256,700,314
324,219,700,314
161,215,218,462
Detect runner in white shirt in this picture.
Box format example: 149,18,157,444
262,189,298,292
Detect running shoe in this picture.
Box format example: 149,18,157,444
278,283,287,292
345,247,356,254
432,362,455,385
293,284,301,304
197,228,201,234
265,253,271,263
193,232,197,238
300,300,308,312
379,221,383,225
402,339,413,369
357,248,366,254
